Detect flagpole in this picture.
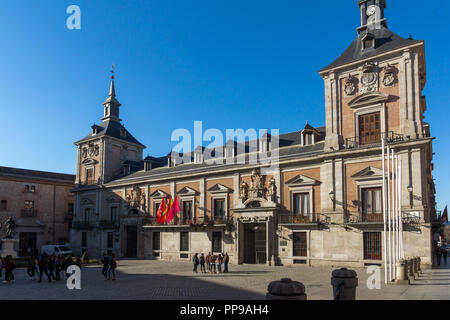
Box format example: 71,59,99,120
382,138,387,284
396,154,400,262
392,149,396,278
399,159,404,259
387,144,392,282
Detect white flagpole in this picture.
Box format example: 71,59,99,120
387,144,392,282
396,154,400,262
382,138,387,284
399,159,404,259
392,149,397,279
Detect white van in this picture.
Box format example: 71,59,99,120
41,245,73,257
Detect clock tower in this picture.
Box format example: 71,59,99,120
357,0,387,34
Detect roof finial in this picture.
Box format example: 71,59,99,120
111,64,115,79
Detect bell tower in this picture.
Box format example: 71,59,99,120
102,65,122,122
357,0,387,34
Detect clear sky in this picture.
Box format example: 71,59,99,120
0,1,449,210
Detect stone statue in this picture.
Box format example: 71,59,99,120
267,177,277,202
5,217,15,239
239,181,248,201
250,168,263,190
126,185,142,209
140,193,146,211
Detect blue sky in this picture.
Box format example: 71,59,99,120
0,1,449,210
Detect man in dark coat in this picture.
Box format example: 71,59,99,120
39,253,51,283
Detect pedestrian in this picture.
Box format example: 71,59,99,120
64,255,74,279
206,252,211,273
443,247,448,264
107,254,117,280
75,256,82,268
27,255,36,280
192,253,199,273
34,256,40,279
4,255,15,283
436,246,442,266
39,253,51,283
217,254,223,273
48,255,56,281
199,253,206,273
0,256,3,280
55,256,61,280
101,253,110,279
224,252,229,273
210,255,217,273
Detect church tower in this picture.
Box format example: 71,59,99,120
73,71,146,186
319,0,427,152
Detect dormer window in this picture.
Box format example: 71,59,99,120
259,133,271,153
301,123,319,146
361,32,375,50
303,132,313,146
120,127,126,137
194,147,203,164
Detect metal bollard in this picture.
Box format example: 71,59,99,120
408,258,415,280
394,259,410,285
266,278,307,300
331,268,358,300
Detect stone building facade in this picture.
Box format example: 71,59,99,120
0,166,75,256
70,0,438,267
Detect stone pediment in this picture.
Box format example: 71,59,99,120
285,174,318,187
106,194,120,203
351,166,383,181
81,198,94,206
208,183,232,194
81,158,98,165
149,189,169,199
177,186,199,196
348,91,389,108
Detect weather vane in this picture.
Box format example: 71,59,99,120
111,64,115,79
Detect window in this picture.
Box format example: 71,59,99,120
359,112,381,145
212,232,222,253
81,232,87,248
24,200,35,210
293,232,307,257
364,232,382,260
362,187,382,221
153,232,160,251
293,193,309,216
110,207,118,223
86,168,94,184
180,232,189,252
182,201,193,220
25,185,30,192
107,232,114,249
213,198,225,218
304,133,313,145
84,208,90,222
1,200,6,211
68,203,74,215
154,202,161,216
30,185,36,193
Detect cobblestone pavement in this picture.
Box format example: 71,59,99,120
0,260,449,300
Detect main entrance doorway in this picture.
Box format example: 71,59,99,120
19,232,37,256
243,223,266,264
125,226,138,258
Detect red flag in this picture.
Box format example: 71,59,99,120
441,206,448,223
166,196,180,224
156,197,166,224
162,197,173,223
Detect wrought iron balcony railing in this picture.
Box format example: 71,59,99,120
278,213,321,225
21,209,37,218
142,215,233,227
99,220,120,229
72,221,98,230
345,131,404,149
346,213,384,224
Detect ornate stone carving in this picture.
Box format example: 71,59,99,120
126,185,145,211
82,143,99,159
383,64,396,87
360,62,378,94
239,181,249,201
344,74,357,96
250,168,265,199
267,177,277,201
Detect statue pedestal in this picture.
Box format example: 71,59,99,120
1,238,18,258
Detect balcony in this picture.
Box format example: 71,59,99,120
278,213,322,225
99,220,120,229
21,209,37,218
345,131,404,149
72,221,98,230
142,215,233,228
345,213,384,225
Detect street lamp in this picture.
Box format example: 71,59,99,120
329,191,335,201
407,185,413,209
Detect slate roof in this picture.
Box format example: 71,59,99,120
319,26,422,72
74,119,145,147
0,166,75,182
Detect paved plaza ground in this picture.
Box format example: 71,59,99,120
0,259,449,300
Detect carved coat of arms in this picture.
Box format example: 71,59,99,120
126,185,146,211
360,62,378,94
383,64,396,87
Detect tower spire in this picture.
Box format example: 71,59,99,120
102,65,121,122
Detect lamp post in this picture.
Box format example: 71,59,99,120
329,191,336,211
407,185,413,209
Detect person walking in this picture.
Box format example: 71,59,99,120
101,254,110,279
223,253,229,273
443,247,448,264
64,255,74,279
192,253,199,273
0,256,3,280
75,256,82,268
217,254,223,273
199,253,206,273
205,252,211,273
49,255,57,281
210,255,216,273
27,255,36,280
34,256,40,280
4,255,16,283
57,256,65,280
436,246,442,266
39,253,51,283
107,254,117,280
